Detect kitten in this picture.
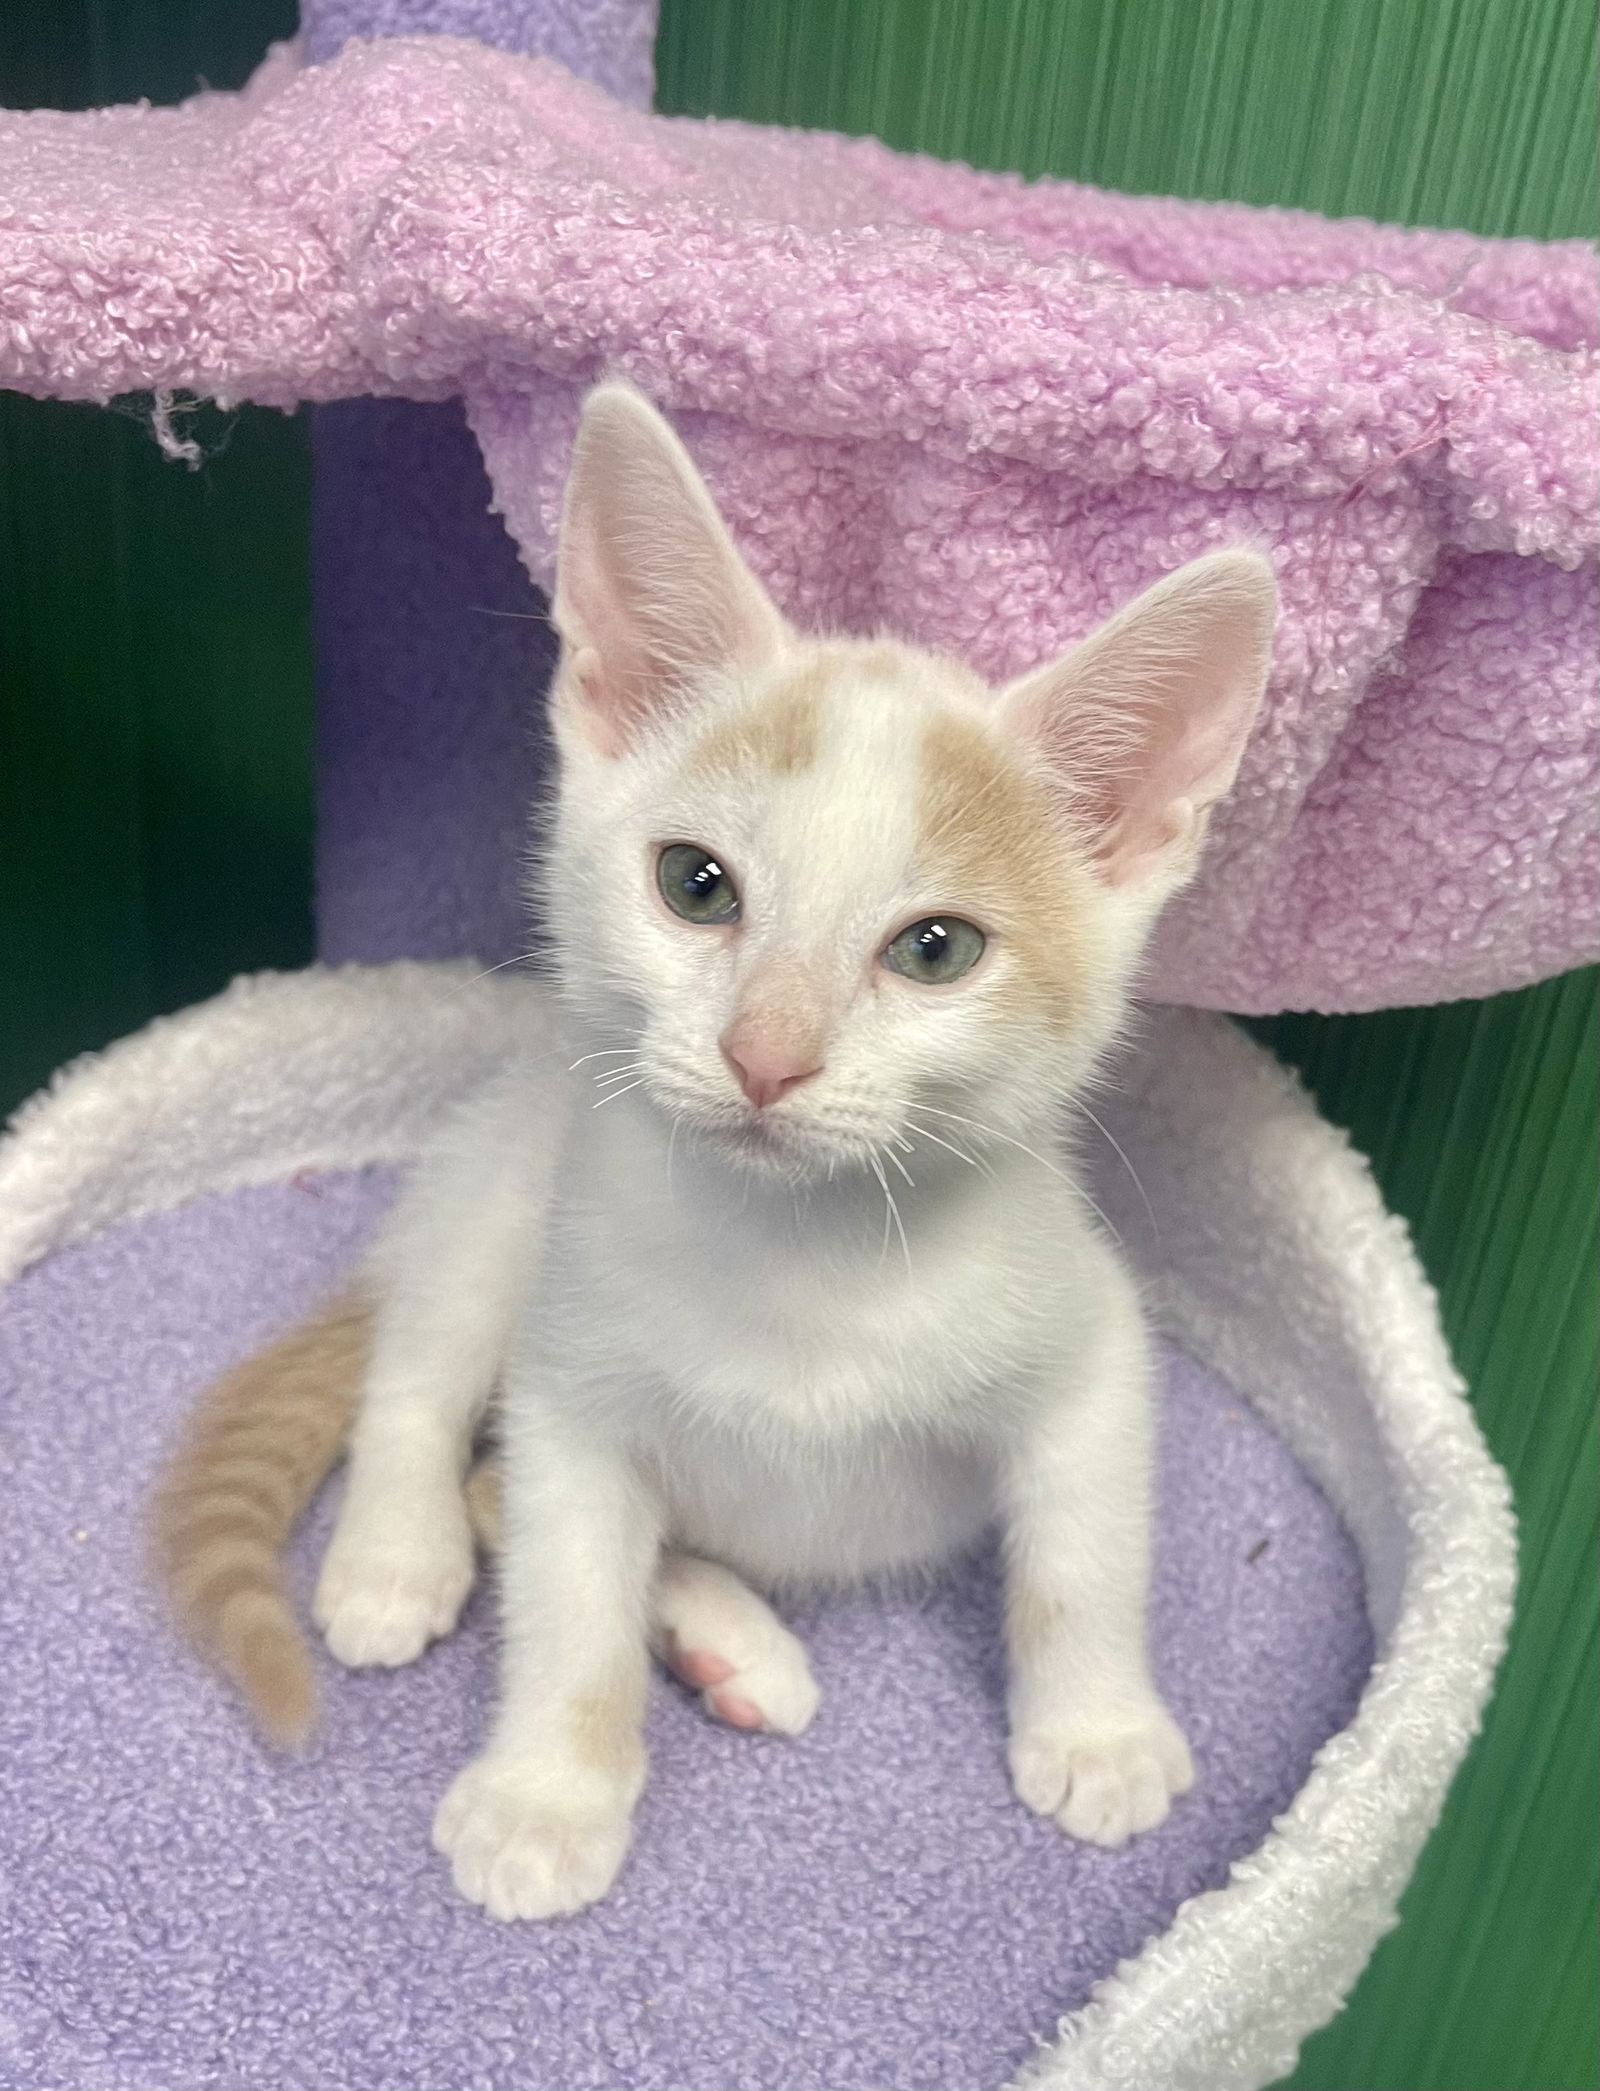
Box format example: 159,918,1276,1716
156,383,1275,1922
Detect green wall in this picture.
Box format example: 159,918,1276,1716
4,4,1597,2087
0,391,313,1111
657,0,1598,238
0,1,311,1116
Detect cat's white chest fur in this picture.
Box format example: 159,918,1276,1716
558,1088,1081,1403
509,1081,1093,1582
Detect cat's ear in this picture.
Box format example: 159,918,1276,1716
552,384,788,754
998,550,1276,886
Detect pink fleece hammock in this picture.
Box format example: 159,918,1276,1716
2,32,1594,1011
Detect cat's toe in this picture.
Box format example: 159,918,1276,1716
313,1542,473,1668
717,1639,821,1735
1052,1738,1174,1844
665,1630,820,1736
433,1757,632,1921
1010,1705,1193,1847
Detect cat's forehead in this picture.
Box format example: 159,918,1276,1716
649,635,1078,899
656,638,1092,1017
664,640,997,893
667,638,1066,889
682,637,987,787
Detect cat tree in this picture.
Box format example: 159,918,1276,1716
1,1,1589,2083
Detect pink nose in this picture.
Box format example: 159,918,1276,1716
720,1038,823,1111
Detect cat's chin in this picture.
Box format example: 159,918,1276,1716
663,1104,866,1186
690,1113,835,1182
634,1073,896,1186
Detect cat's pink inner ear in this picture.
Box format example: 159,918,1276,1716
553,385,787,753
1000,550,1276,886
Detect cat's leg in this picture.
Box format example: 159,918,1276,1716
463,1452,503,1549
312,1281,500,1667
314,1075,546,1668
1001,1255,1193,1847
652,1552,819,1736
433,1397,660,1921
429,1469,821,1742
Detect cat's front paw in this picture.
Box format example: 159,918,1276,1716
313,1521,474,1668
1009,1701,1194,1847
432,1755,633,1921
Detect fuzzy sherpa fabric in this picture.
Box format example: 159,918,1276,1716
302,0,653,977
303,0,655,102
0,37,1593,1011
312,396,558,966
0,1170,1370,2091
0,965,1516,2089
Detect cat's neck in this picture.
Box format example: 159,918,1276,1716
570,1071,1061,1254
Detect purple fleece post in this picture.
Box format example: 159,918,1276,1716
302,0,657,969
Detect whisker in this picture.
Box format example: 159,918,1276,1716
869,1150,914,1283
592,1062,646,1087
894,1101,1068,1183
886,1185,913,1284
1073,1096,1160,1247
868,1153,893,1265
895,1100,1122,1245
592,1078,648,1110
440,953,536,1002
902,1116,981,1170
885,1146,916,1188
568,1044,645,1070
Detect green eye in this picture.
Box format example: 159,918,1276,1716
882,916,986,984
658,843,741,925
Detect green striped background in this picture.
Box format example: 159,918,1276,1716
3,4,1596,2085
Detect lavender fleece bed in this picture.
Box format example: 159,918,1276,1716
1,29,1595,1011
0,966,1515,2091
0,1170,1367,2091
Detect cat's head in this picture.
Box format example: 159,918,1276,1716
539,384,1274,1182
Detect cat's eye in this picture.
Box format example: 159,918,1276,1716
657,843,741,925
881,916,986,984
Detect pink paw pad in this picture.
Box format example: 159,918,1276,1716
667,1644,734,1690
709,1690,765,1730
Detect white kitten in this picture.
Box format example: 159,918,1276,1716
159,384,1275,1922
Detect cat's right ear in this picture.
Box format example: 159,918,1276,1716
552,385,788,755
997,549,1276,889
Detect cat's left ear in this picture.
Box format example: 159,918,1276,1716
998,550,1276,887
553,384,788,755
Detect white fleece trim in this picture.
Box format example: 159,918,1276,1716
1010,1008,1515,2091
0,962,549,1281
0,968,1514,2091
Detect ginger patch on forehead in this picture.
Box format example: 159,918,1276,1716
918,711,1086,1019
688,668,821,779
